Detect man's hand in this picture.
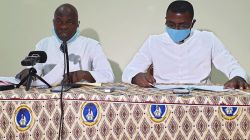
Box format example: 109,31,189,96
131,65,156,88
15,69,30,85
224,76,250,89
62,70,95,83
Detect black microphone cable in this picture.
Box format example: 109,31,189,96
58,43,67,140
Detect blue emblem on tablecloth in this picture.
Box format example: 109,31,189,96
81,102,101,126
219,106,241,120
148,104,169,123
14,105,33,131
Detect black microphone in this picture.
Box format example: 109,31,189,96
21,51,47,66
58,41,69,139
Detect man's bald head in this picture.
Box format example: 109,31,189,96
54,3,78,20
53,3,79,42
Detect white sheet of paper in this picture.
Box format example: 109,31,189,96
75,82,102,87
0,77,20,84
155,85,231,92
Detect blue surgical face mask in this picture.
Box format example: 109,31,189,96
52,28,80,44
166,27,191,43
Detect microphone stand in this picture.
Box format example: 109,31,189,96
58,41,70,140
62,42,70,83
58,41,80,139
62,42,78,88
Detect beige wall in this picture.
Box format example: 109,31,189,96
0,0,249,83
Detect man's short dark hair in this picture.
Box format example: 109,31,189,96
54,3,78,19
167,0,194,19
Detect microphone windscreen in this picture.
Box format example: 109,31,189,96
60,43,67,53
60,44,65,53
28,51,47,63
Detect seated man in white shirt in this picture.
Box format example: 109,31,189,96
122,0,249,89
17,3,114,86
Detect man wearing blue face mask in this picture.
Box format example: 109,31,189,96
122,0,249,89
17,3,114,86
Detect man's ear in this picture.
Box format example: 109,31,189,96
52,19,56,27
78,21,80,27
191,19,196,28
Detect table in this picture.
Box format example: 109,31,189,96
0,83,249,139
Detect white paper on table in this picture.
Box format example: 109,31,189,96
75,82,102,87
0,77,20,84
154,85,232,92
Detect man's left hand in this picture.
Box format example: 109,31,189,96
224,76,249,89
62,70,95,83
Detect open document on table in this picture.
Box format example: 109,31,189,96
154,85,231,92
0,77,20,91
0,77,20,85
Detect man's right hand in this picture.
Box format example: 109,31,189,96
15,69,30,85
131,70,156,88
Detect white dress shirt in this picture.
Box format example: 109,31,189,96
122,30,247,84
32,35,114,86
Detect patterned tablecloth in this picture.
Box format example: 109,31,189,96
0,83,249,140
